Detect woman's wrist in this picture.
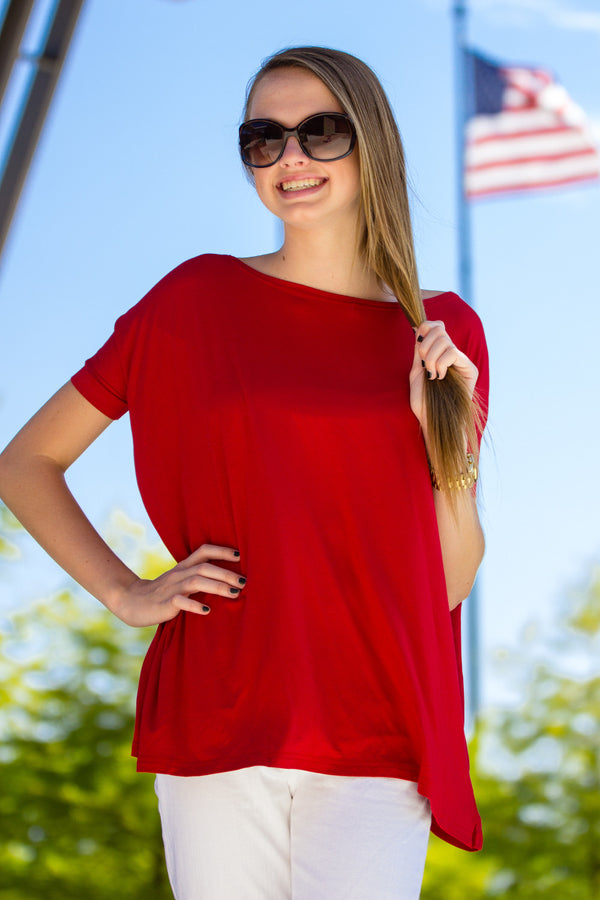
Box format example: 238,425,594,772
422,428,476,492
430,453,478,492
101,571,143,622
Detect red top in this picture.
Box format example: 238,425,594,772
71,254,489,851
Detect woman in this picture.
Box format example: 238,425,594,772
0,46,488,899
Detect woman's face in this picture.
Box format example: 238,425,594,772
246,68,361,232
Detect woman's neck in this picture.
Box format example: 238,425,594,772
242,225,396,302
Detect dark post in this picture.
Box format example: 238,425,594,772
0,0,85,263
0,0,38,105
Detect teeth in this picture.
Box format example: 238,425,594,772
281,178,324,192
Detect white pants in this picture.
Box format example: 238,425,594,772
155,766,431,900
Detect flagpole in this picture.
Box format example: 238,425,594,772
452,0,480,725
453,1,473,302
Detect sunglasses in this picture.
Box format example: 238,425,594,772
239,112,356,168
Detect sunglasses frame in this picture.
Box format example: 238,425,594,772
239,112,357,168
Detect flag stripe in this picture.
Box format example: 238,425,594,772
466,170,600,198
466,153,600,195
467,110,574,141
466,133,596,167
469,124,578,147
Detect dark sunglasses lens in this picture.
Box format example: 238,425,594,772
240,121,284,167
299,115,354,160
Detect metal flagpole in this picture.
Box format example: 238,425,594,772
452,0,480,725
453,2,473,303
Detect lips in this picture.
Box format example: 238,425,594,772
278,177,327,193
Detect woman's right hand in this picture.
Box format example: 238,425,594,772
112,544,246,627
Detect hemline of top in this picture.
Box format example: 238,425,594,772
135,750,482,850
134,750,420,784
230,255,452,310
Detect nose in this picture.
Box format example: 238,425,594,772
279,134,308,166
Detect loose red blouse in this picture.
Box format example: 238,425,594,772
71,254,489,851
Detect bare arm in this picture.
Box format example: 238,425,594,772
0,383,136,606
410,321,485,610
422,445,484,610
0,383,246,625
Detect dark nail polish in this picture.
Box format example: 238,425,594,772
238,576,246,585
202,605,210,612
230,587,241,594
233,550,240,557
421,360,425,367
417,335,424,343
426,370,433,379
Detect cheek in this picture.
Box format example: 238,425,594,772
341,152,361,198
252,172,276,211
345,166,362,207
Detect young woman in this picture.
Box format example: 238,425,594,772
0,47,488,899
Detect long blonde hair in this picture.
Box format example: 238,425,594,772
244,47,481,506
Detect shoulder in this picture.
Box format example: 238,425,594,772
109,254,237,341
152,253,235,290
132,253,237,312
422,290,484,333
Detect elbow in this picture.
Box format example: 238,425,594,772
448,586,473,611
447,530,485,611
0,449,21,511
0,447,13,502
0,443,41,506
447,576,479,611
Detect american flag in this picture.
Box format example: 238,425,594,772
464,51,600,199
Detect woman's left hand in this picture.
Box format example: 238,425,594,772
409,320,478,429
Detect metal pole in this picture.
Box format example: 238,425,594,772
0,0,85,263
453,2,474,304
0,0,37,106
452,0,480,724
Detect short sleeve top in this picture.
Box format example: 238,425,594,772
71,254,489,851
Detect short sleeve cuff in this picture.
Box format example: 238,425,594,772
71,366,128,420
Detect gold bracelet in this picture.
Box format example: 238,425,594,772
430,453,478,491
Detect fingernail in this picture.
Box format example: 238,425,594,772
202,605,210,613
233,550,240,557
417,335,424,343
426,370,433,379
238,576,246,585
421,360,425,367
230,587,241,594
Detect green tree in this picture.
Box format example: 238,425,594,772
422,567,600,898
0,511,173,899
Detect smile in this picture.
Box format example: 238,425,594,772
279,178,327,192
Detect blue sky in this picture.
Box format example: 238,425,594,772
1,0,599,709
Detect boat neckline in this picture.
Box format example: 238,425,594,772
230,256,452,309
